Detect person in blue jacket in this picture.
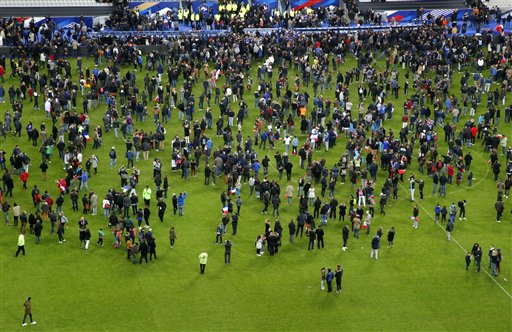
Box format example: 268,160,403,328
370,234,380,260
326,268,334,292
177,192,187,216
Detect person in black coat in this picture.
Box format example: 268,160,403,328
335,265,343,293
148,238,157,261
339,203,346,221
308,228,316,250
139,240,148,264
34,221,42,244
387,227,395,247
316,226,325,249
223,240,232,264
342,225,349,251
172,194,178,215
296,213,305,237
288,219,296,243
157,199,167,222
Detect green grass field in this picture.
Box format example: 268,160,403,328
0,52,511,331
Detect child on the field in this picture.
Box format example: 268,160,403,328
434,203,441,221
97,227,104,246
410,216,419,229
320,267,326,291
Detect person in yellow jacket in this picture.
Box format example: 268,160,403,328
184,8,190,23
178,9,183,22
199,251,208,274
142,185,152,207
15,232,25,257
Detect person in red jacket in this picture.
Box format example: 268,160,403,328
447,164,455,184
19,170,28,190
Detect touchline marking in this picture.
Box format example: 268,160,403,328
398,182,512,300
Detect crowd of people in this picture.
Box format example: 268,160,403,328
1,0,511,283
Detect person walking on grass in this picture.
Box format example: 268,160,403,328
21,297,36,326
410,216,419,229
57,222,66,244
335,265,343,293
370,234,380,260
387,227,395,247
169,226,177,248
342,224,349,251
97,228,104,246
473,244,483,272
15,232,25,257
446,222,454,241
199,251,208,274
84,228,91,251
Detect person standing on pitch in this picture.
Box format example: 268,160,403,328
458,200,467,220
22,297,36,326
370,234,380,260
223,240,232,264
320,267,326,291
326,268,334,292
335,265,343,293
409,174,417,201
465,252,472,270
199,251,208,274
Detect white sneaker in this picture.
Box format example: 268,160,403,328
497,220,501,223
22,323,27,326
31,322,37,325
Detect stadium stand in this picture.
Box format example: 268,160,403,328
0,0,111,6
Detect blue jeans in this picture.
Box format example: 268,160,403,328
439,185,446,196
178,205,184,216
320,214,327,225
491,262,498,276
